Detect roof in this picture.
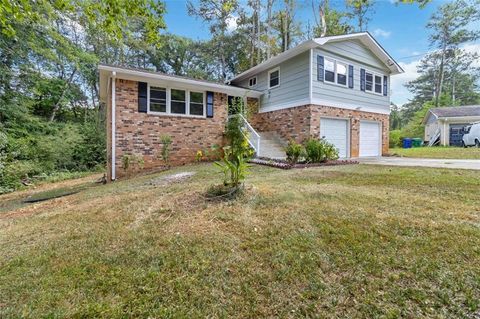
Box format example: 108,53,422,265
228,32,404,83
98,64,263,103
430,105,480,118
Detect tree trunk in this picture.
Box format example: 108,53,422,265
266,0,273,59
49,68,77,122
435,43,447,107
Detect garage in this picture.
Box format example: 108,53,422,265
359,121,381,157
449,124,468,146
320,118,348,158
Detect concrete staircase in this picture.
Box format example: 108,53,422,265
258,131,286,159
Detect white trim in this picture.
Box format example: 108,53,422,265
111,72,116,181
312,98,390,115
248,76,257,87
258,97,390,115
259,98,311,113
147,84,206,118
228,32,403,83
98,65,262,98
268,67,280,89
309,48,313,103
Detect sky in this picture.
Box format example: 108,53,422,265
162,0,480,106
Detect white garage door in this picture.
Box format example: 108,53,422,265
320,118,348,158
359,121,381,157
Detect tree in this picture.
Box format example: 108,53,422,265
311,0,353,37
426,0,479,106
346,0,375,31
188,0,239,81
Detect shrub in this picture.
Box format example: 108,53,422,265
285,139,304,164
304,138,339,163
159,135,173,166
214,99,252,188
389,130,402,148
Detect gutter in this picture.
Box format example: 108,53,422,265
111,71,116,181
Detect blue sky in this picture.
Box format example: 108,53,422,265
163,0,480,105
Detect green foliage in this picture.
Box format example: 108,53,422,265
215,98,253,187
121,154,145,177
159,135,173,166
389,130,403,148
304,138,339,163
285,139,304,164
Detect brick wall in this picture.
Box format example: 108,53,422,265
107,79,228,179
250,104,389,157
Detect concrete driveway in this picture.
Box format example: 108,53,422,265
358,157,480,170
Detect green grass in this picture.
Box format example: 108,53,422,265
390,146,480,159
1,164,480,318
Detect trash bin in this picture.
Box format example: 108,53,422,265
412,138,423,147
402,138,412,149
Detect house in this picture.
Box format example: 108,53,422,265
99,32,403,181
423,105,480,146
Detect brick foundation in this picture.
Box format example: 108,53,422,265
250,104,389,157
107,79,228,180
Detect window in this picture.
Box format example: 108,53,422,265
189,91,204,116
323,57,347,86
268,68,280,88
249,77,257,87
374,75,382,94
324,58,335,83
365,72,373,92
149,87,167,113
337,63,347,85
171,89,186,114
364,71,383,95
148,86,206,117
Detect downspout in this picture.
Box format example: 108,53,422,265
111,71,116,180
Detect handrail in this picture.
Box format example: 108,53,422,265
228,114,261,156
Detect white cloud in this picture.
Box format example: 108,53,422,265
226,15,238,32
461,43,480,67
390,59,421,106
372,28,391,39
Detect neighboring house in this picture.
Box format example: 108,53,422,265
99,32,403,181
423,105,480,146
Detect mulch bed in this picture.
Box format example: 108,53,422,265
249,157,359,169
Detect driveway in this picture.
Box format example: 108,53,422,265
358,157,480,170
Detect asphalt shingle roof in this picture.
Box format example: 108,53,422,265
430,105,480,118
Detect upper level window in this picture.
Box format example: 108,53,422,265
249,77,257,87
324,57,347,86
324,58,335,83
150,87,167,113
337,63,347,85
268,68,280,89
365,71,383,95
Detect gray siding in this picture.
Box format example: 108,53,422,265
312,40,391,114
236,51,310,112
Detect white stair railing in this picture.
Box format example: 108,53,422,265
228,114,261,156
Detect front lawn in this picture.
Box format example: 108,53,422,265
390,146,480,159
1,164,479,318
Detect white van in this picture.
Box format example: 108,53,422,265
462,122,480,147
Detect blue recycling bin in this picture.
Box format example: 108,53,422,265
402,138,412,149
